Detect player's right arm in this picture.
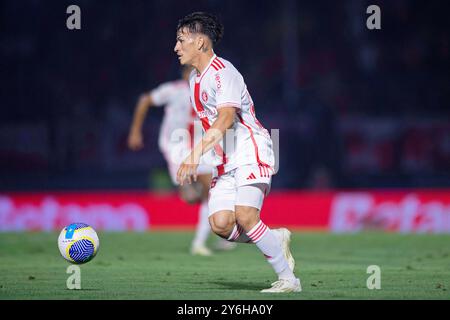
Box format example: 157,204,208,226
127,93,155,151
177,106,235,185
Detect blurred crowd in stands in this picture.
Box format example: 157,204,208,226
1,0,449,190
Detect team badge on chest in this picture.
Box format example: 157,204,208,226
201,90,208,103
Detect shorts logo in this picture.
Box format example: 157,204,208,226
246,173,257,180
201,91,208,103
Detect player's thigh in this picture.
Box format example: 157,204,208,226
234,163,271,223
235,184,267,230
208,173,236,217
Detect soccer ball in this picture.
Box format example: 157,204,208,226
58,223,100,264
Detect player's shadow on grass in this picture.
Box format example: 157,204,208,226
212,281,264,291
64,288,101,291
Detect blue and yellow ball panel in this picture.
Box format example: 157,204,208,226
65,223,90,239
68,239,95,264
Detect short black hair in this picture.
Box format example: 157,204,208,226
177,12,224,46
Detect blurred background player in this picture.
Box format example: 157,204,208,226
175,12,301,292
127,66,235,256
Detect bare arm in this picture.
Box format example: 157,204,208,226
194,106,235,156
177,106,236,185
127,93,155,151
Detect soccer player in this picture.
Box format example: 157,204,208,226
174,12,301,292
128,66,235,256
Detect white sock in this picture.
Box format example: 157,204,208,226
246,220,296,280
192,201,210,247
227,224,252,243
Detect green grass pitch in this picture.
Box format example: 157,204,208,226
0,231,449,299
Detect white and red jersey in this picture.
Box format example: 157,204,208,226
149,79,213,183
189,54,275,176
150,80,198,155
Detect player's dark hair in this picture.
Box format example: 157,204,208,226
177,12,224,46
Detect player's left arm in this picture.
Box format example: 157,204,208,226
177,106,236,185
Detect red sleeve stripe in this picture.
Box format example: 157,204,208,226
211,60,221,71
211,59,225,71
215,58,226,69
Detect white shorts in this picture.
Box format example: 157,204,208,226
208,163,273,216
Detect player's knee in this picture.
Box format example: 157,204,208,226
235,206,259,230
209,212,234,238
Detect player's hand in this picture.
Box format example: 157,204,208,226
128,130,144,151
177,152,200,186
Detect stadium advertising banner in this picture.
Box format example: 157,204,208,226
1,190,449,233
